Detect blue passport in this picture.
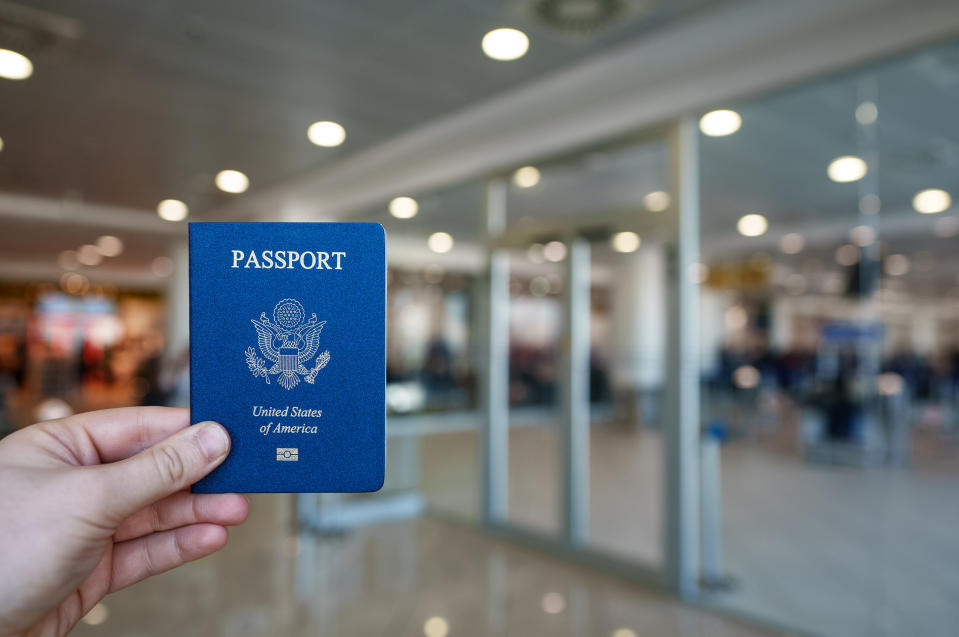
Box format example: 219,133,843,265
188,222,385,493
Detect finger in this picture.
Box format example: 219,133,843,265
114,492,249,542
55,407,191,464
91,421,231,522
110,523,229,592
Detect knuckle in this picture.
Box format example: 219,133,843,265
171,528,186,562
141,539,158,576
153,445,188,484
150,501,164,531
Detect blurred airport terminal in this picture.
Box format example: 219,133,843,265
2,1,959,635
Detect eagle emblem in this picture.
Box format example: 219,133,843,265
245,298,330,390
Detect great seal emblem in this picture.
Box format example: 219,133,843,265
245,298,330,390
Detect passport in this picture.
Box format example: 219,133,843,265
188,222,385,493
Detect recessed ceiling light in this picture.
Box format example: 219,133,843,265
725,306,748,329
512,166,540,188
423,616,449,637
827,155,867,183
855,101,878,125
307,121,346,147
60,272,89,295
77,244,103,266
737,213,767,237
58,250,79,270
428,232,454,254
95,235,124,257
481,28,529,61
643,190,670,212
821,272,844,294
389,196,418,219
884,254,910,276
81,602,109,627
835,244,859,266
0,49,33,80
527,243,545,264
541,592,566,614
151,256,174,277
877,372,904,396
699,110,741,136
849,225,875,247
529,276,550,297
543,240,567,262
610,231,641,253
215,169,249,194
733,365,760,388
913,188,951,214
157,199,189,221
779,233,805,254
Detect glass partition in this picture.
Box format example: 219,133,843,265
698,39,959,637
335,41,959,637
505,248,563,535
349,182,488,523
498,137,672,565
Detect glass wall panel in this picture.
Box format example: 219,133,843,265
505,249,563,535
355,182,487,522
503,138,670,561
699,40,959,637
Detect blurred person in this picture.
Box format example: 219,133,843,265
589,349,611,404
137,349,166,406
0,407,248,636
155,348,191,408
422,337,455,393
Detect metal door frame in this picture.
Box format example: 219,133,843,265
477,117,703,598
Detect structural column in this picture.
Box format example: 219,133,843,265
480,178,510,525
664,117,701,598
610,243,667,423
561,236,590,546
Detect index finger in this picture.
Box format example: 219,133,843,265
59,407,191,464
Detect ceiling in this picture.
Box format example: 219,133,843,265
0,0,721,213
358,37,959,292
1,0,958,296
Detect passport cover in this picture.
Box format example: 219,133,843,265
188,222,385,493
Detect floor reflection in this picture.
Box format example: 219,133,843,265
72,494,775,637
415,408,959,637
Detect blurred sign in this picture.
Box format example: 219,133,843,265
34,292,121,350
821,322,883,344
706,262,771,289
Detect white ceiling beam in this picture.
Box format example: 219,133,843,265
0,193,184,236
386,235,484,272
0,259,166,288
701,207,959,260
207,0,959,223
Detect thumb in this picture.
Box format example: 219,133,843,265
92,421,231,521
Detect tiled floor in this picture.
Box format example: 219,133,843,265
416,413,959,637
69,407,959,637
716,430,959,637
72,497,777,637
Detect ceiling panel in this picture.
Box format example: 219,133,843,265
0,0,721,211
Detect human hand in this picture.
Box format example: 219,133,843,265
0,407,249,637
